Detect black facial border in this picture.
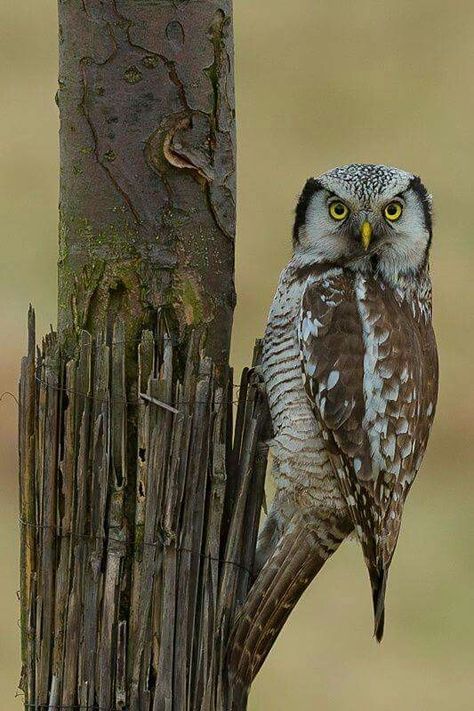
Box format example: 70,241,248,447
292,178,324,245
408,175,433,247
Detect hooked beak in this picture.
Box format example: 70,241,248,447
360,220,373,250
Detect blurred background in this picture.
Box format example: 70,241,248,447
1,1,473,709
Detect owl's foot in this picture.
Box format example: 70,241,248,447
248,364,265,390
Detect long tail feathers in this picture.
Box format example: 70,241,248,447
227,519,345,697
370,565,388,642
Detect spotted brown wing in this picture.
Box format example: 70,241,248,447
299,270,372,478
299,269,438,638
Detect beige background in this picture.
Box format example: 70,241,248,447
1,2,474,709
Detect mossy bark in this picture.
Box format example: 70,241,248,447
57,0,236,373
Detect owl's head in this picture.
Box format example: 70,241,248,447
293,164,432,278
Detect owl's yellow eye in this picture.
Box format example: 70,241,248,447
384,201,403,222
329,201,349,221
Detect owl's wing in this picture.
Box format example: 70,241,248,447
299,269,438,638
299,272,371,477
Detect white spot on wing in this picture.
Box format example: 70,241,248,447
382,434,396,461
327,370,340,390
396,419,409,435
400,441,412,459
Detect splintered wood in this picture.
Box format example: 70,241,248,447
18,311,268,711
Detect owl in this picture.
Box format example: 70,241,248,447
228,164,438,695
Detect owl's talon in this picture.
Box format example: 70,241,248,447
248,365,266,393
249,363,264,380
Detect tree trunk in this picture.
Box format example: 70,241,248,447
57,0,236,366
18,2,268,710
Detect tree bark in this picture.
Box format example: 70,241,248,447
57,0,236,366
18,2,268,710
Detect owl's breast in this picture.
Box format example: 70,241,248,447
261,271,332,486
262,275,308,431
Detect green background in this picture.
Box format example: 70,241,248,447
1,2,473,709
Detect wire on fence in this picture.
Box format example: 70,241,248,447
23,704,122,710
0,391,19,406
33,373,246,410
18,517,253,576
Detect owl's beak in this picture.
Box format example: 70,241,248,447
360,220,373,250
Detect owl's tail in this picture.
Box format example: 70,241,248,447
365,515,398,643
226,515,349,700
369,564,389,642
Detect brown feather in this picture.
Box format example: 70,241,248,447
299,266,438,637
227,516,349,694
371,565,388,642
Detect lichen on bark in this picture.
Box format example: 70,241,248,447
58,0,236,373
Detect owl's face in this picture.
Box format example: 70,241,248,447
293,164,432,278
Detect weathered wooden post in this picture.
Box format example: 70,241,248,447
18,2,268,709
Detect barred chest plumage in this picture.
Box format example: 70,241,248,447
262,263,308,436
261,262,343,509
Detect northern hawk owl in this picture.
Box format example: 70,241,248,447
228,163,439,693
